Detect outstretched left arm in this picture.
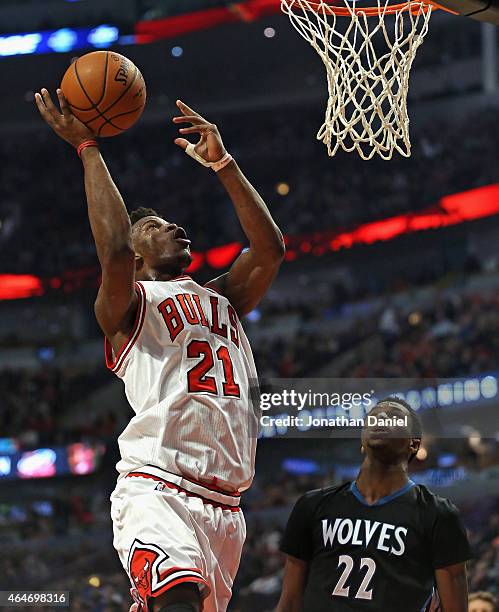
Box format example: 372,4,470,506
435,562,468,612
173,100,285,317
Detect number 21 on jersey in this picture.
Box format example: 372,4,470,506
186,340,240,398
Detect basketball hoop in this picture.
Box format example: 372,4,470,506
281,0,452,160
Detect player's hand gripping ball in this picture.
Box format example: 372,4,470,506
35,88,95,149
61,51,146,137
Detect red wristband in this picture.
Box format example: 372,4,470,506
77,140,98,158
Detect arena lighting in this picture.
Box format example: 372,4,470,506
17,449,57,479
0,457,11,477
32,501,53,517
0,33,41,56
67,442,102,475
0,25,121,57
416,447,428,461
205,242,242,268
0,274,43,299
0,443,104,481
401,375,499,410
246,308,262,322
290,183,499,259
135,0,280,42
136,0,494,44
437,453,457,468
88,25,120,49
48,28,77,53
408,312,422,326
0,438,18,454
187,251,205,273
282,458,320,474
276,182,290,195
468,433,482,449
1,183,499,300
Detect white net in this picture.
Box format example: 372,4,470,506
280,0,434,160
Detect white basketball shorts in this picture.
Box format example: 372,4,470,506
110,465,246,612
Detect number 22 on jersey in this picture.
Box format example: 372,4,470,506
333,555,376,601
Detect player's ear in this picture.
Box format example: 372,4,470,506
410,437,421,458
360,445,365,455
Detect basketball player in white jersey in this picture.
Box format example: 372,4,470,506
35,89,285,612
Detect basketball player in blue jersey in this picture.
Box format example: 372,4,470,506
278,398,472,612
35,89,285,612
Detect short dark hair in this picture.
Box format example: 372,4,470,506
129,207,162,226
375,396,423,462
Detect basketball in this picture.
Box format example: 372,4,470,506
60,51,146,137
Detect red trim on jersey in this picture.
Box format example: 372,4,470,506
158,566,206,579
104,281,147,373
163,575,208,591
145,464,241,496
169,275,192,282
181,472,240,496
154,566,209,592
126,472,241,511
143,575,209,611
204,283,223,296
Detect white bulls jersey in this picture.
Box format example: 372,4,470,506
105,275,259,493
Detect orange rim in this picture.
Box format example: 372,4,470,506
286,0,458,16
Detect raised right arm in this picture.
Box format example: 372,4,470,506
81,146,137,339
34,88,136,341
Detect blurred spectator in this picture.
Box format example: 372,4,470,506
469,591,498,612
0,366,118,447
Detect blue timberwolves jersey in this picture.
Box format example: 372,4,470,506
280,481,472,612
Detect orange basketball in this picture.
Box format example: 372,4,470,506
61,51,146,137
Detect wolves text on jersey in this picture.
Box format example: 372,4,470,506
322,518,408,556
